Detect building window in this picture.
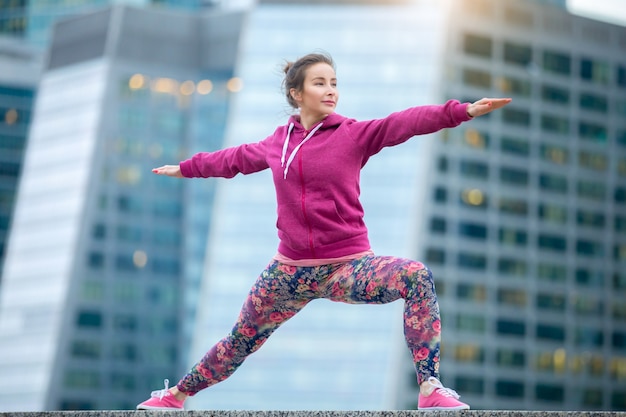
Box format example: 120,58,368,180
502,107,531,127
434,186,447,203
460,188,487,209
541,114,569,135
497,349,526,368
614,332,626,348
573,295,604,317
464,33,492,58
614,271,626,290
537,323,565,342
497,319,526,337
537,262,566,282
498,76,531,97
615,244,626,262
579,150,607,171
577,327,604,347
425,247,446,264
92,223,106,240
459,221,487,239
437,156,448,172
499,227,527,247
616,187,626,204
538,234,567,252
619,158,626,177
503,41,532,67
499,197,528,217
539,173,568,194
580,92,608,113
496,380,525,398
536,384,564,402
460,160,489,179
538,203,567,224
70,340,101,359
576,267,605,288
576,239,604,258
76,310,103,329
463,68,491,88
457,283,487,302
456,313,486,333
454,344,485,364
616,215,626,234
458,252,487,270
463,129,490,149
580,57,610,85
501,136,529,157
583,389,604,408
540,144,568,165
577,210,605,228
543,50,571,76
64,370,101,389
454,376,484,394
536,293,566,312
498,258,527,277
81,281,104,301
430,217,446,234
113,314,138,332
579,121,607,143
578,180,606,201
542,84,570,105
618,65,626,88
612,392,626,409
111,343,138,362
500,167,528,186
497,288,527,307
617,130,626,147
504,6,533,27
87,252,105,269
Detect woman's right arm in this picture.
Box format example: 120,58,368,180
153,140,271,179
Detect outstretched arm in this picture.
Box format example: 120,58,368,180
152,165,184,178
466,97,512,118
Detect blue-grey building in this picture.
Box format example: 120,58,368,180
0,5,243,410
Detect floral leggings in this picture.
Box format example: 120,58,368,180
176,254,441,395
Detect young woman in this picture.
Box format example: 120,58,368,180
137,52,511,411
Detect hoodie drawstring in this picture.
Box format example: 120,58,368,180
280,122,323,179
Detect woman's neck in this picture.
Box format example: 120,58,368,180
298,112,328,131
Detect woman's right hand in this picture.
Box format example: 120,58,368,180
152,165,184,178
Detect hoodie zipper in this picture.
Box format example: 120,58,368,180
298,132,316,257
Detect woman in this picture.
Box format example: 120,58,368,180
137,52,511,410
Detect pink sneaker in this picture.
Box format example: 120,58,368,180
418,377,470,410
136,379,185,410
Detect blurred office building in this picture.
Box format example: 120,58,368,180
0,0,624,412
0,37,40,283
0,5,243,410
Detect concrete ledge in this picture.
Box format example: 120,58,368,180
1,411,625,417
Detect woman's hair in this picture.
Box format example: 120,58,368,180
282,52,335,109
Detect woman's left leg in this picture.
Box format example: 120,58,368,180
322,255,441,384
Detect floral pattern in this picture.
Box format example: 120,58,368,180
177,255,441,395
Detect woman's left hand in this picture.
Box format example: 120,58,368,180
467,97,512,118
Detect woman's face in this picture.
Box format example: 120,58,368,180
291,62,339,118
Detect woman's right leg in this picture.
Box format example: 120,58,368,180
175,261,312,396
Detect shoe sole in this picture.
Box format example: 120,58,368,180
136,406,184,411
419,406,470,410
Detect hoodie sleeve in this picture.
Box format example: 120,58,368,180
179,140,270,178
349,99,472,156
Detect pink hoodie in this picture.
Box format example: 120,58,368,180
180,100,472,260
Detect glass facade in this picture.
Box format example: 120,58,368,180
424,0,626,410
0,6,243,411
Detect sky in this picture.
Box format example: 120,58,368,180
568,0,626,26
